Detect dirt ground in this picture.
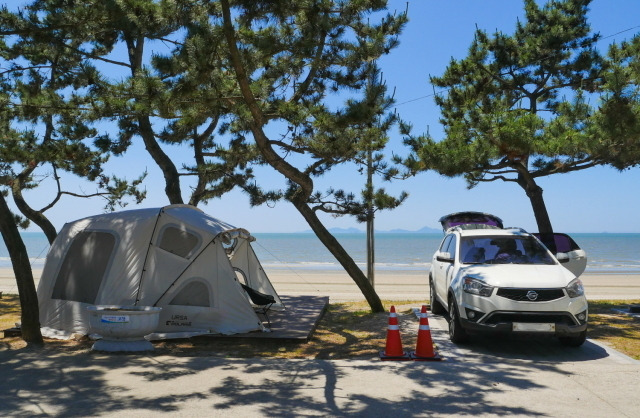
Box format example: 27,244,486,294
1,295,639,360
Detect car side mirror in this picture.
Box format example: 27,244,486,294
556,252,570,263
437,252,453,263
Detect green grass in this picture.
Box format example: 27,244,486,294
587,300,640,360
0,294,20,331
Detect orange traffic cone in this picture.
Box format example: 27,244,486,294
411,305,442,361
379,306,411,361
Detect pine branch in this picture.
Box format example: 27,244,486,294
290,30,327,103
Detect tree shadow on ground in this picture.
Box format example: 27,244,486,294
0,349,215,416
0,340,605,417
0,301,629,416
205,358,551,417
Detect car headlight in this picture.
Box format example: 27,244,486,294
566,278,585,298
462,276,493,297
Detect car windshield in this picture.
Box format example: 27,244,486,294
460,235,556,265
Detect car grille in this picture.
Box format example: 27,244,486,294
482,311,577,326
496,287,565,302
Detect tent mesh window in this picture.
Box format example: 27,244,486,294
51,231,116,304
158,226,200,258
234,267,249,286
169,281,211,307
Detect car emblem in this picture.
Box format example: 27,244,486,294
526,290,539,301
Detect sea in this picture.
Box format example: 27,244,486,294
1,232,639,274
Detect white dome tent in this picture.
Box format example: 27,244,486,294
37,205,283,339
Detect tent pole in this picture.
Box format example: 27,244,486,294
135,207,164,305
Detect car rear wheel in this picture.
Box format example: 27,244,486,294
448,298,469,344
559,330,587,347
429,278,446,315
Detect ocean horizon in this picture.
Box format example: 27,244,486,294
1,231,639,274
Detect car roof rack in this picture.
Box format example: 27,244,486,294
503,227,529,233
446,225,530,234
446,224,502,233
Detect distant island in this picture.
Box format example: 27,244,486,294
300,226,441,234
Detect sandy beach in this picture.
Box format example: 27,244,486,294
1,267,638,302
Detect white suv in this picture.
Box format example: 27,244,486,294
429,212,588,346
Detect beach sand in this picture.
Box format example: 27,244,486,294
1,267,638,302
262,269,640,301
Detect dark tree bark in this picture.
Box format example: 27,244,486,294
138,116,184,204
0,194,43,345
524,185,557,253
11,187,57,244
516,164,557,253
124,34,183,205
220,0,385,312
293,198,385,312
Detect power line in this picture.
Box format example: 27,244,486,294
396,93,437,106
394,24,640,108
601,25,640,40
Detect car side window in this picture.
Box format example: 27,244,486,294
439,235,453,252
445,235,458,259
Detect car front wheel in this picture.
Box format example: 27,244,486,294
430,278,446,315
448,298,469,344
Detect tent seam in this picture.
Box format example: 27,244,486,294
135,207,165,305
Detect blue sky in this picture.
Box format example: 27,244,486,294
15,0,640,234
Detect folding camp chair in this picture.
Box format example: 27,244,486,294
241,284,276,328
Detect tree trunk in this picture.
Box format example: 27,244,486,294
124,35,183,205
138,117,184,204
0,194,43,345
11,164,58,244
12,190,57,244
293,199,385,312
514,164,557,253
189,133,207,207
525,185,557,253
221,1,384,312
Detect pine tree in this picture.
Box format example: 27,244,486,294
2,0,409,315
591,33,640,169
146,1,409,311
20,0,256,206
214,0,407,311
0,4,145,345
406,0,608,251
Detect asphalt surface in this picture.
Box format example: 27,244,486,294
1,271,639,416
1,308,639,417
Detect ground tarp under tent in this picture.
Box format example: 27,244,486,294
37,205,284,339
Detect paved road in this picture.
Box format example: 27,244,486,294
2,270,639,416
1,314,638,417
